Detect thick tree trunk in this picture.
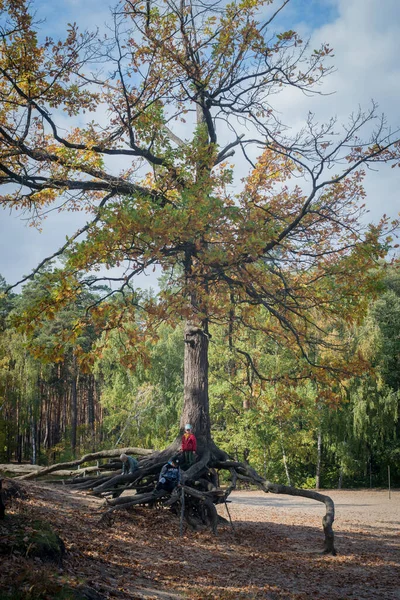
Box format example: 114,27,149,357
180,321,211,454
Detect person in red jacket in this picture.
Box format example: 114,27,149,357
181,424,197,466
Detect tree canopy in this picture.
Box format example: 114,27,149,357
1,0,398,376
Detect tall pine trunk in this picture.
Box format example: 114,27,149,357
279,422,291,486
316,427,322,490
87,374,95,434
71,354,78,458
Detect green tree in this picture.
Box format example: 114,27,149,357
1,0,400,552
4,270,105,460
372,268,400,392
319,269,400,487
96,322,184,449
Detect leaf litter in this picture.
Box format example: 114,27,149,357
0,483,398,599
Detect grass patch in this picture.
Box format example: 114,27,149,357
0,566,102,599
0,514,65,563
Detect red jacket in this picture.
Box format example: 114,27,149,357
182,432,197,452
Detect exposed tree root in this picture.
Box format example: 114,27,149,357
213,458,336,555
34,443,336,554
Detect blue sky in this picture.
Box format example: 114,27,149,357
275,0,339,30
0,0,399,288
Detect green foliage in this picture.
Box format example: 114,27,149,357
208,323,323,487
372,272,400,391
319,268,400,487
95,322,184,449
0,263,399,487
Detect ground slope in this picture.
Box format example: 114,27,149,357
0,483,399,599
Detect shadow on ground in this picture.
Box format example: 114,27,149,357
1,483,399,600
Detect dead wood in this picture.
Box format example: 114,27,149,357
0,463,43,475
18,447,153,480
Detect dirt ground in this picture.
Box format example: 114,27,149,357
1,483,399,600
229,489,400,599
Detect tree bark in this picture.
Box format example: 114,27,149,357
279,423,291,486
87,374,95,434
338,467,343,489
30,404,37,466
316,427,322,490
180,321,211,453
0,464,43,474
71,355,78,457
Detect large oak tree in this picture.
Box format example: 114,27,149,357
1,0,399,551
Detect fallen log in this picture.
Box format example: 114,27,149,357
0,464,43,475
0,463,113,478
51,468,117,478
18,447,153,480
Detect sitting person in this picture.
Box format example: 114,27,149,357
155,456,181,493
120,453,139,475
181,424,197,466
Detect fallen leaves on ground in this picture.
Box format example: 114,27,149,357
0,484,399,599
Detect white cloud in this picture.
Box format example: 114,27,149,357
312,0,400,222
265,0,400,224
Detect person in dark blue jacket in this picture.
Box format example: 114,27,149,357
155,456,181,493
